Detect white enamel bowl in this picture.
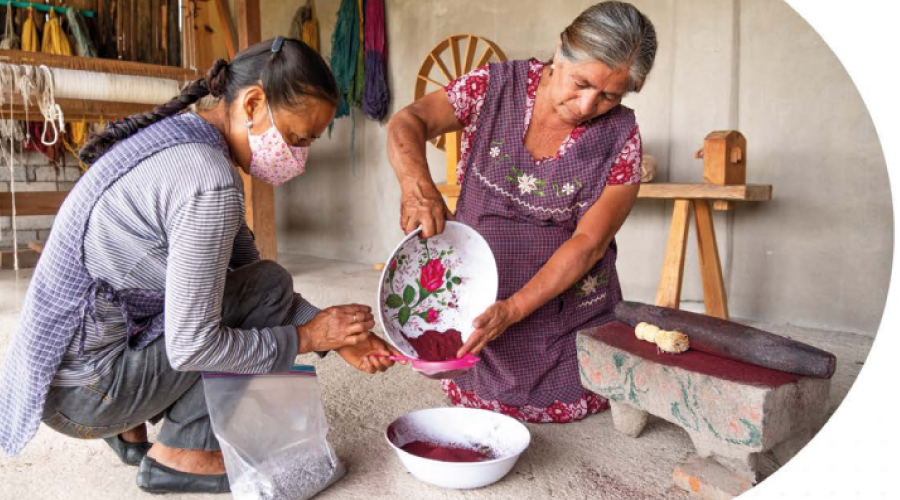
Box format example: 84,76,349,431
385,407,531,490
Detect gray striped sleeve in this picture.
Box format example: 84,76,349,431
231,222,320,328
164,188,297,373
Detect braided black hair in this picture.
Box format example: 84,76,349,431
79,38,338,165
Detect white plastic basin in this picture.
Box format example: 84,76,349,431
385,407,531,490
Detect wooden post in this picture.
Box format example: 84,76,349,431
236,0,277,260
655,199,691,309
444,131,461,213
213,0,238,59
693,200,729,319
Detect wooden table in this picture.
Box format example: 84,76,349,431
638,183,772,319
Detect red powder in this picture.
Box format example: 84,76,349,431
405,329,464,361
401,440,493,463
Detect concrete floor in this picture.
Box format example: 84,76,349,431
0,255,873,500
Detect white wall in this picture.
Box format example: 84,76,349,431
260,0,891,335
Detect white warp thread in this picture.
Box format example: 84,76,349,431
49,68,182,105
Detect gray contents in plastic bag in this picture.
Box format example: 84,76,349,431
204,365,346,500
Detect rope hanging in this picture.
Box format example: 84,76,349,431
362,0,389,121
0,63,21,281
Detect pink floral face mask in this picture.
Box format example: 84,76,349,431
245,104,308,186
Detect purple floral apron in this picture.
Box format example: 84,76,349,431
453,60,635,408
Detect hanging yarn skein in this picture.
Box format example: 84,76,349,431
41,9,72,56
348,0,365,109
65,9,97,58
290,0,320,53
362,0,389,121
20,7,38,52
330,0,360,121
0,2,19,50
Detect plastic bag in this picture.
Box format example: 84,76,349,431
203,365,345,500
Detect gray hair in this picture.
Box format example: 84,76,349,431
559,1,657,92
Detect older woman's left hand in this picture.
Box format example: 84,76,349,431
456,299,524,357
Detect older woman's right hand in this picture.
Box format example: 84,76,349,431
400,182,454,238
297,304,375,353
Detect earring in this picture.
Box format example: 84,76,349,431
244,119,253,129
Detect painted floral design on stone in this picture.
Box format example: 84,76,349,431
574,271,609,298
384,239,463,327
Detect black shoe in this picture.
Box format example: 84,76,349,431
136,456,230,494
103,434,152,466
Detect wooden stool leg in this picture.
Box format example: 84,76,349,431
444,130,461,214
655,199,691,309
693,200,729,319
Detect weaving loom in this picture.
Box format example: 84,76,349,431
0,50,198,285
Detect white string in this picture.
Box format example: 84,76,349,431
36,65,63,146
4,62,21,301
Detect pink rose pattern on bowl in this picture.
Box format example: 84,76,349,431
383,238,464,332
378,222,498,360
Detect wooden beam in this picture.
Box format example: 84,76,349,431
213,0,238,59
7,96,156,122
0,248,40,270
1,192,68,217
443,131,461,213
237,0,261,49
181,0,198,69
638,183,772,201
236,0,277,261
436,183,460,198
0,49,199,80
166,0,182,66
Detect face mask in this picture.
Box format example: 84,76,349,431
245,103,308,186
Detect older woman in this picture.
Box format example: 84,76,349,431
387,2,656,423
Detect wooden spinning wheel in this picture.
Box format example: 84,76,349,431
414,34,507,151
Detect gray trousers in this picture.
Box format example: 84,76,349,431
41,260,296,451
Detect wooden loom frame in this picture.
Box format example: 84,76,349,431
1,0,278,260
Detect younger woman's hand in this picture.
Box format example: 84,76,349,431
456,299,525,357
337,335,401,374
297,305,375,354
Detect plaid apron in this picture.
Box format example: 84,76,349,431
0,113,228,456
453,60,635,408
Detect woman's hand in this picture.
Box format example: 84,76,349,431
456,299,525,357
400,182,455,238
336,335,402,374
297,305,375,354
387,90,463,239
